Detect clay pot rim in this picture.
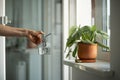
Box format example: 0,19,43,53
78,42,97,46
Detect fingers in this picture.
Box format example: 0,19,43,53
37,31,45,34
30,30,44,36
28,30,44,45
28,35,41,45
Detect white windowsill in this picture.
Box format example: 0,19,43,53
64,59,114,77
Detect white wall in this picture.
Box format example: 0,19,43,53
72,0,120,80
110,0,120,79
0,0,5,80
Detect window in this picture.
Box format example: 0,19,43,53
76,0,92,26
63,0,110,60
94,0,110,61
63,0,111,80
103,0,110,51
63,1,93,80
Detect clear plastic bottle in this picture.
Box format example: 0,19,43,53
38,33,51,55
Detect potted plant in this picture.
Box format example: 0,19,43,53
65,25,109,63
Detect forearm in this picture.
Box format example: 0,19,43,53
0,24,28,37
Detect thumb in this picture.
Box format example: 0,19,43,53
37,31,45,35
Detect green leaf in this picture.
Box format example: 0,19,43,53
66,49,72,58
96,30,109,39
66,53,70,58
96,41,110,50
69,26,77,36
91,25,97,31
66,36,76,47
72,45,78,57
65,25,110,58
81,25,91,32
66,29,82,48
81,39,95,44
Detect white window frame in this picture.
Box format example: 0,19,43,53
63,0,77,80
63,0,92,80
63,0,111,62
95,0,110,61
63,0,110,80
0,0,6,80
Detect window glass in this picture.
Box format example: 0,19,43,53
102,0,110,51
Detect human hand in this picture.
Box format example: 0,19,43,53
27,30,44,45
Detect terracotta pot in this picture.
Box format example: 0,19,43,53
78,42,97,63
